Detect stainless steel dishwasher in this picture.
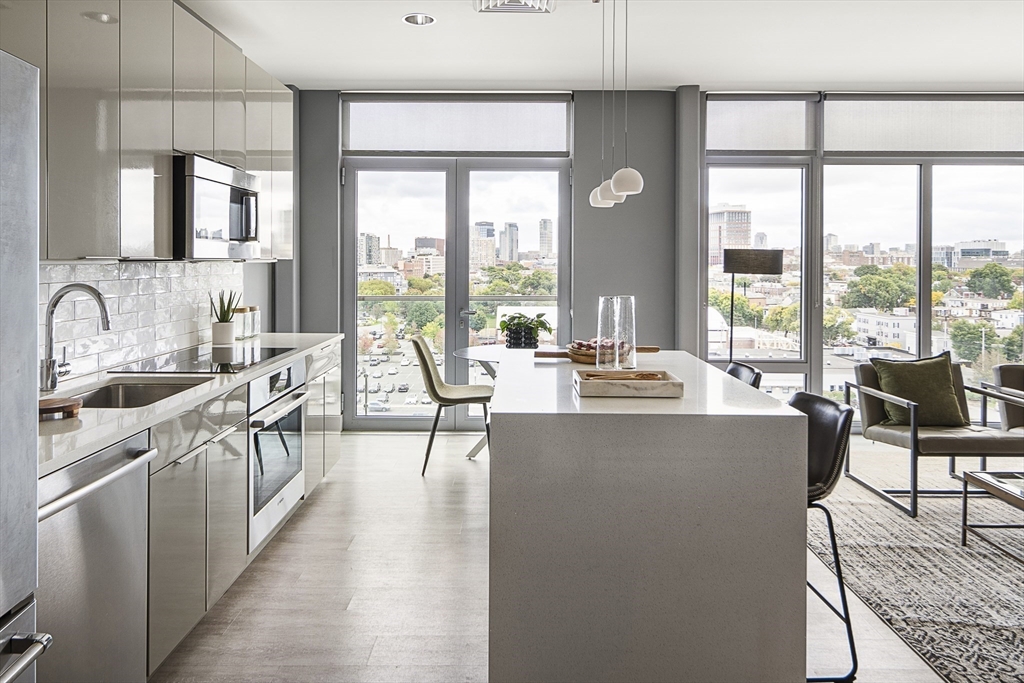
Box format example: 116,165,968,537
36,432,155,683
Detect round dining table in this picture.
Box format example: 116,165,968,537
452,344,562,379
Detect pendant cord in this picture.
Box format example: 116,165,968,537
624,0,629,168
600,0,606,183
611,0,616,172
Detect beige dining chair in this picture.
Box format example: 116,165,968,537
411,335,494,476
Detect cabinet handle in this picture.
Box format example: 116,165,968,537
250,392,309,429
39,448,159,522
209,426,238,443
174,444,207,466
0,633,54,683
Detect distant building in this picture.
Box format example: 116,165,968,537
933,245,955,269
357,233,381,266
754,232,768,249
415,236,445,257
379,247,403,268
824,233,840,253
863,242,882,256
843,244,859,253
473,221,495,239
539,219,554,258
499,222,519,262
470,234,496,271
358,265,405,294
952,240,1009,270
853,308,916,350
708,203,751,266
399,259,425,280
414,254,446,276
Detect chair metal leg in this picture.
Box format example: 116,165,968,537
421,403,443,476
807,502,858,683
482,403,491,447
253,433,265,476
275,422,291,458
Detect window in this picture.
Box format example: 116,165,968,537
705,100,813,151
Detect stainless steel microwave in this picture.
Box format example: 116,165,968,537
174,154,260,260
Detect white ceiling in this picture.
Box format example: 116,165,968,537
184,0,1024,92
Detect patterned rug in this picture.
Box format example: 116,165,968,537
806,473,1024,683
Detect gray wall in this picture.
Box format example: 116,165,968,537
242,263,275,330
572,91,678,349
297,89,342,333
676,85,702,354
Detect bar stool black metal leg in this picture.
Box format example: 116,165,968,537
253,433,265,476
807,502,858,683
482,403,491,446
275,422,291,458
422,403,443,476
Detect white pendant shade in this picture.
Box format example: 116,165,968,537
598,179,626,204
589,186,615,208
611,167,644,196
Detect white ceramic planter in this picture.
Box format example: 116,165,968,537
212,321,235,345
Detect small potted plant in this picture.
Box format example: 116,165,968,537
500,312,553,349
210,290,241,345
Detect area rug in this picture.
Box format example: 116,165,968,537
806,476,1024,683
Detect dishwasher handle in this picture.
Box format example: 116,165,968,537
250,392,309,429
0,632,53,683
38,448,159,522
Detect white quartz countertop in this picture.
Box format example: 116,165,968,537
490,348,802,417
38,333,343,477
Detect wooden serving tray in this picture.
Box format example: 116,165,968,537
572,369,684,398
536,346,660,365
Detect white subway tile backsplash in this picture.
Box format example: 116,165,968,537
39,261,244,379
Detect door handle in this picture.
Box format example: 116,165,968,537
173,444,207,466
459,309,478,317
38,448,159,522
0,633,53,683
209,425,239,443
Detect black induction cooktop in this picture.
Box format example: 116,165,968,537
110,344,295,374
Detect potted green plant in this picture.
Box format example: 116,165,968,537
500,312,553,349
210,290,241,345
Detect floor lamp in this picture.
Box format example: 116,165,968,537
723,249,784,363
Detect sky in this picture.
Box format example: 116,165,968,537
709,164,1024,254
356,170,560,254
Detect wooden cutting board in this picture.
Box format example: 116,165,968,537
39,397,83,420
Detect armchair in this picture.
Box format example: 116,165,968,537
845,362,1024,518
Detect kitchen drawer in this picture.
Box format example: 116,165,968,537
150,384,247,473
306,341,340,382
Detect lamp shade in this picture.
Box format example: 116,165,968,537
723,248,784,275
589,187,615,208
598,179,626,204
611,166,644,195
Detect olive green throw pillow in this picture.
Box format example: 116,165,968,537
870,352,969,427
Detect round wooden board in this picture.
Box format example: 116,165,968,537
39,397,83,420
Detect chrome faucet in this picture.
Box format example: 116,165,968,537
41,284,111,392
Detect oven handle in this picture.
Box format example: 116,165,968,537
0,633,53,683
250,392,309,429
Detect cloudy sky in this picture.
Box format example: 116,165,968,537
356,170,560,254
709,164,1024,254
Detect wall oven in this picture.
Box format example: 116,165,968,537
174,154,260,260
248,360,307,552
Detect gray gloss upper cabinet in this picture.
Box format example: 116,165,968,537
0,0,48,260
120,0,173,259
214,34,245,170
46,0,120,260
271,77,293,260
245,58,273,259
173,4,213,157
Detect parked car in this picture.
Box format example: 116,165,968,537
387,367,399,375
412,360,420,366
367,401,389,412
405,396,420,405
384,383,396,393
397,383,410,392
395,333,405,340
400,358,411,366
368,358,380,367
420,396,432,405
376,342,384,348
367,383,381,394
372,370,383,378
380,355,391,362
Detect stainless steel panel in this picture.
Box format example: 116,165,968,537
0,50,40,617
245,58,273,259
271,78,293,260
323,364,344,476
214,35,246,171
306,342,341,382
120,0,173,259
37,432,149,683
173,4,213,157
0,602,39,683
150,383,247,474
45,1,121,260
206,421,248,609
248,359,305,414
148,447,207,675
182,154,260,192
304,376,325,496
0,2,47,259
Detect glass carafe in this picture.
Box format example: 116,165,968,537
596,295,637,370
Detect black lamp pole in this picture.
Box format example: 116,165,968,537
729,272,736,363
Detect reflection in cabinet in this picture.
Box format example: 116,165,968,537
207,421,249,609
46,0,120,259
271,78,294,260
305,375,326,496
120,0,174,258
324,364,344,476
173,4,213,157
149,446,208,676
246,58,274,259
0,0,47,259
214,34,246,170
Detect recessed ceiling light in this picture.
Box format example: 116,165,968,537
81,11,118,24
402,13,435,26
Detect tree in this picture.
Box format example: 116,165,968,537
358,333,374,354
764,304,800,338
822,307,854,345
421,316,445,354
708,289,762,328
1004,325,1023,363
358,279,396,296
1009,290,1024,310
469,311,488,332
519,270,556,295
931,290,945,307
949,319,997,363
405,301,443,330
966,263,1015,299
854,264,882,278
842,273,912,311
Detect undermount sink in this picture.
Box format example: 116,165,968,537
73,378,212,409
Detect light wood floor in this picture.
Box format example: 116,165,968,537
152,432,941,683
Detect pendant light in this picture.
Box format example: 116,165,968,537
597,0,625,204
610,0,643,196
590,0,616,208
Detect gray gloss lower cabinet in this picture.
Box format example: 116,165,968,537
148,446,208,676
324,364,343,476
304,374,326,496
207,421,249,608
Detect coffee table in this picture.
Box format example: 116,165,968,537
961,471,1024,564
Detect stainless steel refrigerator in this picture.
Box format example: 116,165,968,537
0,49,51,683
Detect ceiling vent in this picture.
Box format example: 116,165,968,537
476,0,555,13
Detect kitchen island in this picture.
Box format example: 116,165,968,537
488,350,808,683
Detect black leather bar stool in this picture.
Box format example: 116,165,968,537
788,391,858,683
725,361,762,389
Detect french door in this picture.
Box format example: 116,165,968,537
342,157,571,431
